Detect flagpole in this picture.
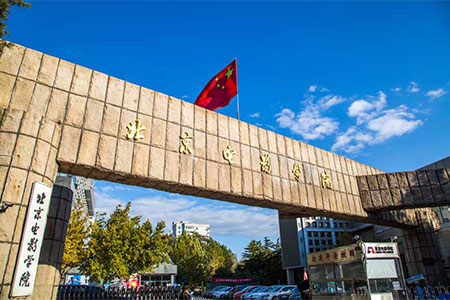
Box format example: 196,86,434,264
235,57,240,120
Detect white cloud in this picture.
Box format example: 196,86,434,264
94,190,278,238
347,91,386,124
275,94,345,140
276,108,338,140
99,185,133,193
181,95,189,99
319,95,346,110
391,87,401,92
332,92,422,153
249,112,260,118
407,81,420,93
366,107,422,142
308,85,329,93
426,88,447,99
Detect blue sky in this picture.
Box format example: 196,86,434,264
9,1,450,258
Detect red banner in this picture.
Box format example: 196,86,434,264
212,278,252,283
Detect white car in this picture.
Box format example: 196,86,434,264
241,287,267,300
248,286,275,300
205,286,227,298
257,286,298,300
213,286,233,299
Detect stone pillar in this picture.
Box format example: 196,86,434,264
0,42,65,299
32,185,73,299
0,108,62,299
401,209,449,285
0,42,65,300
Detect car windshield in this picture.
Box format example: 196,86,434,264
260,287,272,292
270,287,283,292
224,287,233,291
280,287,296,292
236,286,248,291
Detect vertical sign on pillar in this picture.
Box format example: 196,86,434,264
11,182,53,297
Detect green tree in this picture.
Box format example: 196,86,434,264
61,197,91,282
170,233,212,287
80,202,169,282
239,237,286,285
169,233,236,287
0,0,31,55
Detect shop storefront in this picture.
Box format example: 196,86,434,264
307,242,408,300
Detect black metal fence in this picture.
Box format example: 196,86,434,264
57,285,185,300
407,286,450,300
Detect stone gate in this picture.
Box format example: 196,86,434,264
0,42,448,299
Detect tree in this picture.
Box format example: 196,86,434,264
80,202,169,283
0,0,31,55
169,233,212,287
169,233,236,287
239,237,286,285
61,197,91,282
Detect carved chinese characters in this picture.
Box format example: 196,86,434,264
126,119,146,140
260,154,272,174
12,182,52,297
292,163,302,182
222,146,236,165
179,132,194,154
122,118,334,190
321,171,332,189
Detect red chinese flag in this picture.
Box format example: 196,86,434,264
195,60,237,111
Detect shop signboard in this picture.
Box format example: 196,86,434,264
364,242,399,259
307,244,362,266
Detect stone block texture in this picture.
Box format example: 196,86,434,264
0,42,434,298
357,169,450,211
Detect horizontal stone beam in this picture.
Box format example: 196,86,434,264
357,168,450,212
0,41,417,230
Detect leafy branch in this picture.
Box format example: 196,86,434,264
0,0,31,55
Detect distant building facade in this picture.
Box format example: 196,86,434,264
279,215,372,284
55,174,95,218
55,174,96,284
171,221,210,237
298,217,372,266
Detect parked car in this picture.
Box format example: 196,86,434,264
204,286,227,298
213,286,233,299
288,292,301,300
234,286,263,300
273,287,299,300
257,285,297,300
245,286,272,300
228,285,249,299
